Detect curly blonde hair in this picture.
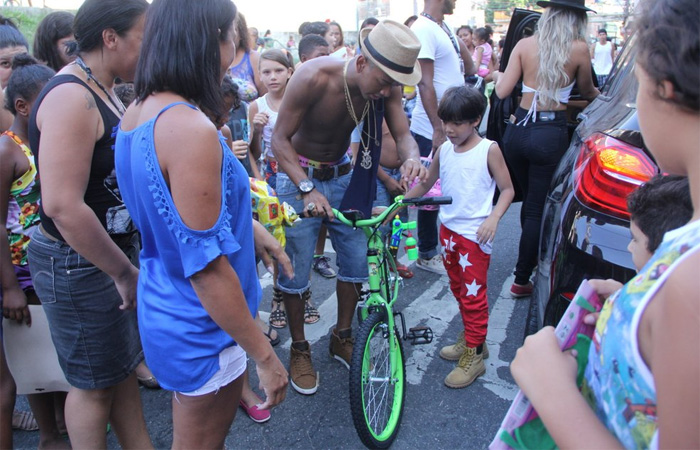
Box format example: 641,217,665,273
535,6,587,108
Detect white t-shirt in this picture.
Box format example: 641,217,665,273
409,15,465,140
253,94,278,159
438,138,496,254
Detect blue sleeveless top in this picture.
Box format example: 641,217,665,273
114,102,261,392
583,219,700,449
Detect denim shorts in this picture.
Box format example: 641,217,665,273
27,229,143,390
275,171,368,293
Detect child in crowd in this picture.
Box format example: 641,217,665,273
220,75,261,179
0,53,69,449
406,85,514,388
510,0,700,447
0,17,30,445
297,34,330,63
249,49,292,191
472,27,492,78
626,175,692,271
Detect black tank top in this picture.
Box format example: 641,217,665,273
28,74,135,241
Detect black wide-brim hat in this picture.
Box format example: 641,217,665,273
536,0,596,13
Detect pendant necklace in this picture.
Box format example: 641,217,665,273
75,57,126,116
343,59,374,169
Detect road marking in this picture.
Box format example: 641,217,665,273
482,275,519,401
263,254,519,400
401,277,456,385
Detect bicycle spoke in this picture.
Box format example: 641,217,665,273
363,327,394,435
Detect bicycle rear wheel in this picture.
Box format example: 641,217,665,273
349,310,405,449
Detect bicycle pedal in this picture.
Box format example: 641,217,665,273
406,326,433,345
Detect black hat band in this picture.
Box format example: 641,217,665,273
363,37,414,75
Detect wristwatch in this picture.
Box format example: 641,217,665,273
297,178,315,194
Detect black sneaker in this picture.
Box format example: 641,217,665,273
313,255,337,278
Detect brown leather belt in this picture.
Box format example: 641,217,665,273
303,162,352,181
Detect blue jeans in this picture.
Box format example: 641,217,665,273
411,132,439,259
502,107,569,285
596,74,608,88
27,229,143,389
275,171,368,293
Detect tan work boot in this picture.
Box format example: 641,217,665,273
444,346,486,389
290,341,318,395
440,332,489,361
329,328,354,370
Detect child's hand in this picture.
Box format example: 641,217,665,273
588,278,623,299
582,279,623,326
252,112,269,132
476,216,498,244
511,327,579,404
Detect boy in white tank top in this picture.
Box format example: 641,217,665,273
405,85,514,388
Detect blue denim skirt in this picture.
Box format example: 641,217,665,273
27,229,143,390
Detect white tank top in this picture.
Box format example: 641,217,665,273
438,138,496,254
254,94,278,158
593,41,614,76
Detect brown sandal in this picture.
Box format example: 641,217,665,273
303,289,320,324
269,288,287,329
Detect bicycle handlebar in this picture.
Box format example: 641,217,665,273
330,195,453,228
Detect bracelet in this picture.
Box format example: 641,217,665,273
405,158,420,163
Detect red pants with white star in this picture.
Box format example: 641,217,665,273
440,225,490,348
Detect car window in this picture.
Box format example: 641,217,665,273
601,34,637,96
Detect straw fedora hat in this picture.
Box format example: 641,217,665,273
359,20,422,86
536,0,596,12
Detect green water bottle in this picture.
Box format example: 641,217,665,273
405,233,418,261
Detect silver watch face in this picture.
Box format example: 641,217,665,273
298,179,314,193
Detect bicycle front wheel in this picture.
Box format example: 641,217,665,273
349,310,405,449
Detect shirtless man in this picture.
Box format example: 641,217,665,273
271,20,427,395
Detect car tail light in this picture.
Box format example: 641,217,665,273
574,133,657,220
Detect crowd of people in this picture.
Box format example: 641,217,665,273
0,0,698,448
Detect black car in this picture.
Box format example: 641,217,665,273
486,10,659,334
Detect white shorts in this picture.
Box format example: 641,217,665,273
178,345,246,397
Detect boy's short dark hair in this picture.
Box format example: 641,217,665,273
298,34,329,60
300,21,329,37
627,175,693,253
437,85,487,123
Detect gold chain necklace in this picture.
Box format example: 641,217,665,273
343,58,375,169
343,59,370,130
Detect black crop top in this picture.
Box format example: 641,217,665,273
28,74,135,241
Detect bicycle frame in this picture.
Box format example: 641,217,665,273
332,196,407,327
337,195,451,448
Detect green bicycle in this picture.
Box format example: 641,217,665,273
332,195,452,449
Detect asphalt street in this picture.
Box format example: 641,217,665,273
13,203,532,449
